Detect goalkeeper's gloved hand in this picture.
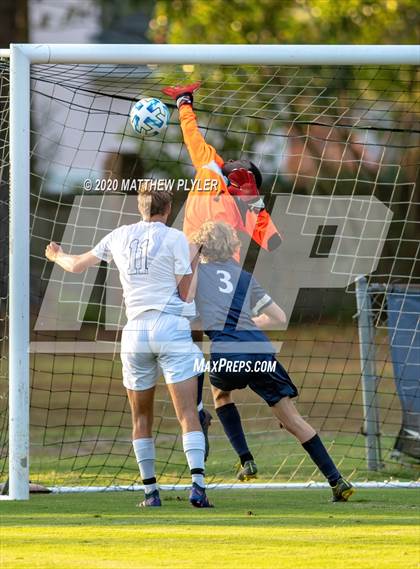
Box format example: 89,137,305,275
162,82,201,109
227,168,265,212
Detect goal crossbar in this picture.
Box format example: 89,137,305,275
1,43,419,65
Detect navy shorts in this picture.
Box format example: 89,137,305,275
209,353,298,407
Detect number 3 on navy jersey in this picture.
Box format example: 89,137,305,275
128,239,149,275
216,270,233,293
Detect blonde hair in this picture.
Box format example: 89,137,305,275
191,221,241,262
137,180,172,220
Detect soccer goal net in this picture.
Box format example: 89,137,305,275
0,45,419,498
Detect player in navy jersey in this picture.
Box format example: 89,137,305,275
191,222,354,502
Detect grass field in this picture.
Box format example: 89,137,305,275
1,489,419,569
1,326,418,568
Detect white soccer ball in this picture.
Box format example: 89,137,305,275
129,97,170,137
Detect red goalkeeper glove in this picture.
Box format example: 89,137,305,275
162,82,201,109
227,168,265,212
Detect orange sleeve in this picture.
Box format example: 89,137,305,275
245,208,283,251
179,105,224,170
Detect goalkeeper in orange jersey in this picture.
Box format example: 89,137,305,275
162,82,282,478
162,81,282,255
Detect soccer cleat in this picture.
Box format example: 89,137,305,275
199,408,213,462
138,489,162,508
331,478,355,502
189,483,214,508
236,460,258,482
162,82,201,107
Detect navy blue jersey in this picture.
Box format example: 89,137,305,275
195,259,275,353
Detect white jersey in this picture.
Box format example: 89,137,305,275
92,221,195,321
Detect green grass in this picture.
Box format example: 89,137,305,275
1,489,419,569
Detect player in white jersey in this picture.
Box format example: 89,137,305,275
45,184,212,508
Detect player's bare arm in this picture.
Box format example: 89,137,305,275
176,243,201,303
252,302,287,329
45,242,100,273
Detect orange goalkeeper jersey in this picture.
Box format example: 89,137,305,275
180,105,281,253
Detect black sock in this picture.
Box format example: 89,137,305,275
239,452,254,466
142,477,157,495
216,403,252,462
197,373,205,408
302,434,341,486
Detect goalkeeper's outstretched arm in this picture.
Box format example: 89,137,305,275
45,242,100,273
162,82,282,252
162,82,223,171
178,105,224,170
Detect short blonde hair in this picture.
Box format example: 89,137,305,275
191,221,241,262
137,180,172,220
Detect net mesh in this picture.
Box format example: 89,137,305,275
0,60,419,489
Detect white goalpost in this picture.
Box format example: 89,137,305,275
1,43,419,500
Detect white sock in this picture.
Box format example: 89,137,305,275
182,431,205,488
133,438,158,494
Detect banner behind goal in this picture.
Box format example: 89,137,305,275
0,46,419,494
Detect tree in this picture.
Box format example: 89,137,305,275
0,0,28,299
150,0,419,45
0,0,27,46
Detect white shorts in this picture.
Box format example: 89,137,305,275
121,311,204,391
